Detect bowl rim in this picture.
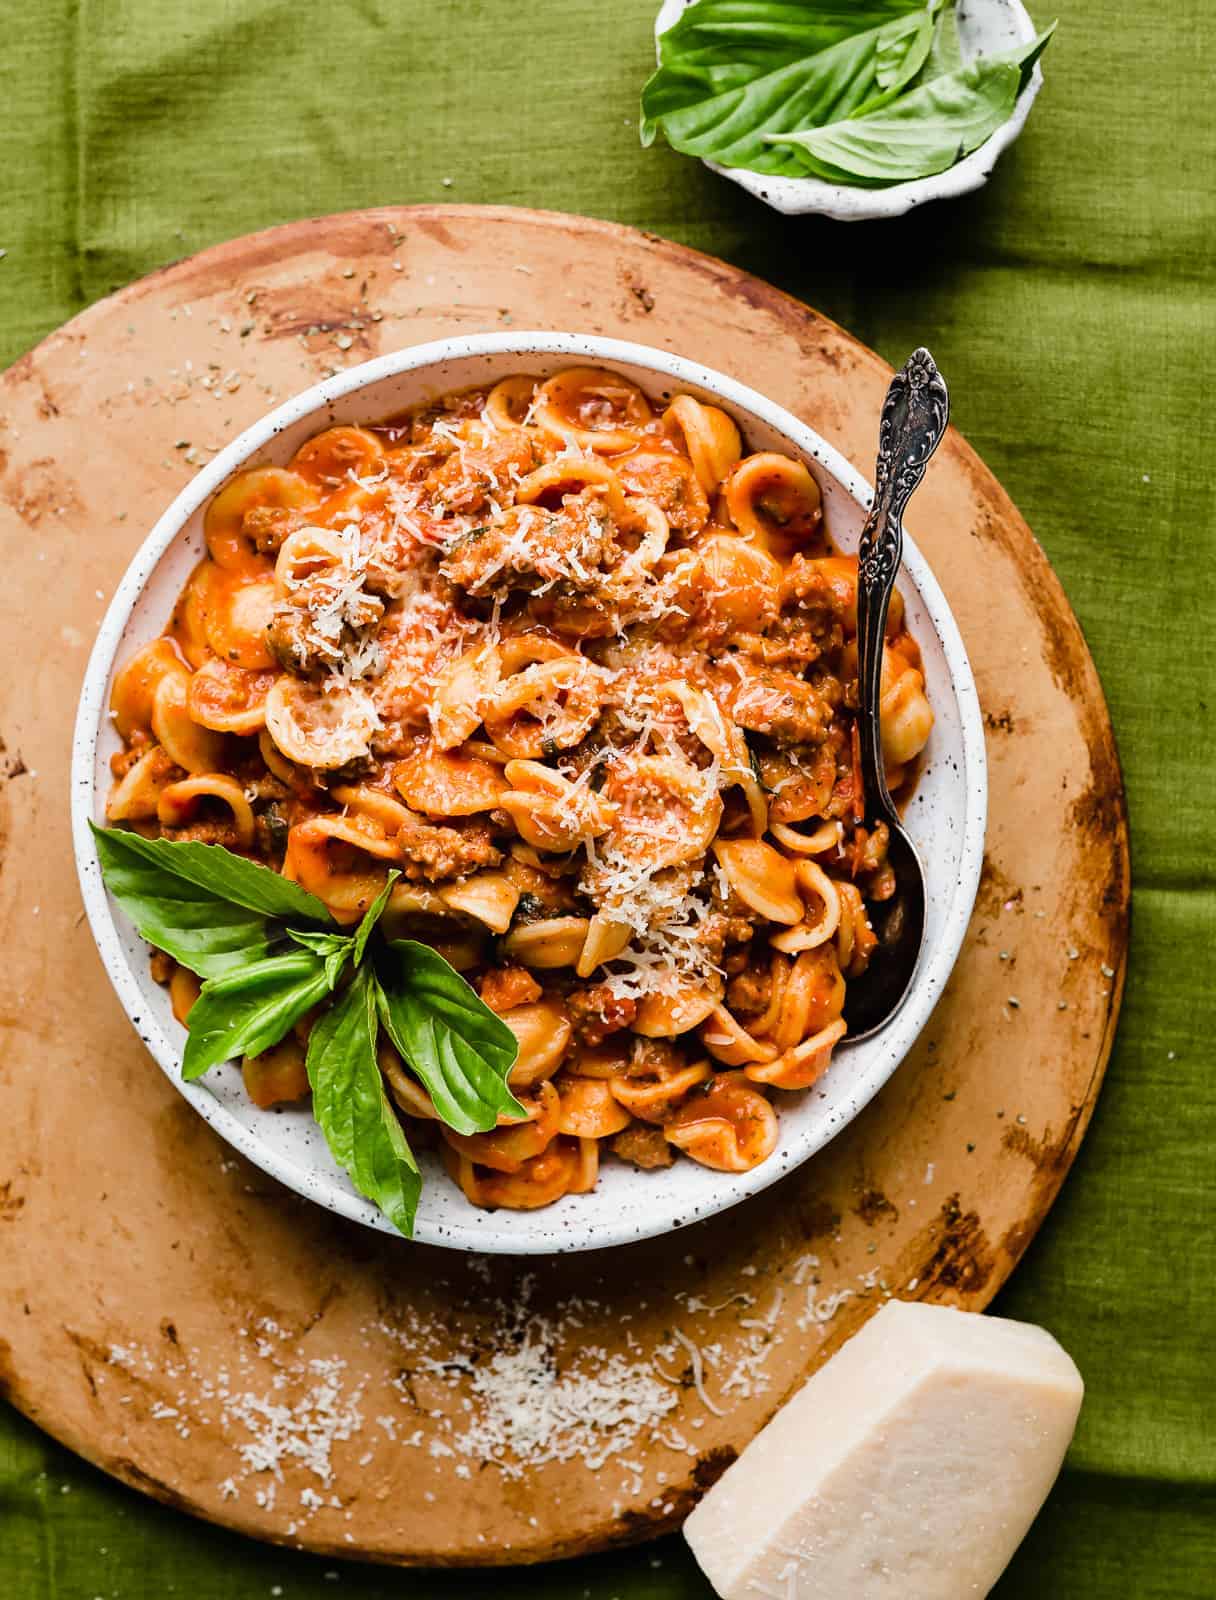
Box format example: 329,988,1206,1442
71,330,988,1252
652,0,1044,221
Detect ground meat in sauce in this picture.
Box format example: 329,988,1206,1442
566,985,639,1045
422,434,539,516
851,823,896,901
696,910,755,967
265,604,328,677
336,492,453,597
503,856,581,913
709,659,840,746
780,555,854,620
625,1036,686,1079
109,742,178,782
729,616,832,671
242,504,309,556
440,495,619,597
611,1123,674,1170
614,452,709,533
395,815,503,881
266,587,385,678
757,739,840,824
478,966,542,1014
241,773,290,806
161,817,247,848
726,965,772,1017
852,822,890,876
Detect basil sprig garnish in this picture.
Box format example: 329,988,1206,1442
182,950,337,1079
641,0,1055,188
307,964,422,1239
90,822,331,976
377,941,525,1135
91,826,520,1236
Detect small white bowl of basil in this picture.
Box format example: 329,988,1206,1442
645,0,1053,220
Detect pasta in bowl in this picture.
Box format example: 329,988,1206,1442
73,333,986,1252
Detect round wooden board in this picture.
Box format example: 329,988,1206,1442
0,206,1128,1567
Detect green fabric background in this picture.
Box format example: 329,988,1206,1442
1,1,1213,1594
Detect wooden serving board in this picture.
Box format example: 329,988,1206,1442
0,206,1128,1566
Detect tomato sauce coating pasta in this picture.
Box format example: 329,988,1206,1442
106,368,934,1210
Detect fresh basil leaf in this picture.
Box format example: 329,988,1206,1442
286,929,355,990
352,870,401,967
645,0,926,137
764,34,1050,185
642,14,912,176
874,8,931,90
89,823,334,925
182,950,331,1080
923,0,963,80
850,5,934,114
870,9,928,88
307,964,421,1238
376,942,522,1135
767,65,1018,183
1000,19,1056,92
91,821,274,977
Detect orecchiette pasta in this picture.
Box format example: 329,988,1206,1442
282,815,398,923
242,1038,310,1109
439,870,521,933
107,746,180,822
109,366,935,1214
532,368,652,453
441,1079,561,1173
724,451,822,556
663,1073,779,1172
157,775,256,851
662,395,742,494
169,965,201,1026
263,677,378,769
187,658,277,735
554,1075,632,1139
151,671,226,774
500,1000,573,1088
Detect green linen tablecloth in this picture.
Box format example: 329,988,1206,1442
2,2,1212,1595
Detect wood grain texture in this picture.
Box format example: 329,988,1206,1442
0,205,1129,1566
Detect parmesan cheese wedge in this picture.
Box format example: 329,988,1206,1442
683,1299,1083,1599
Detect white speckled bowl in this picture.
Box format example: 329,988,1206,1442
653,0,1045,220
72,332,987,1253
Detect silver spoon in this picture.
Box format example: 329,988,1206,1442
841,347,950,1042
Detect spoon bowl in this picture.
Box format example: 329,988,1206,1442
842,824,928,1040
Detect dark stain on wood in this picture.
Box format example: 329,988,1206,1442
854,1187,899,1226
110,1457,199,1515
250,283,375,353
796,1197,841,1241
0,455,82,528
974,854,1023,919
916,1194,995,1296
692,1444,738,1491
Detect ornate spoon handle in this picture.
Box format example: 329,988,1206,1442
856,347,950,821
